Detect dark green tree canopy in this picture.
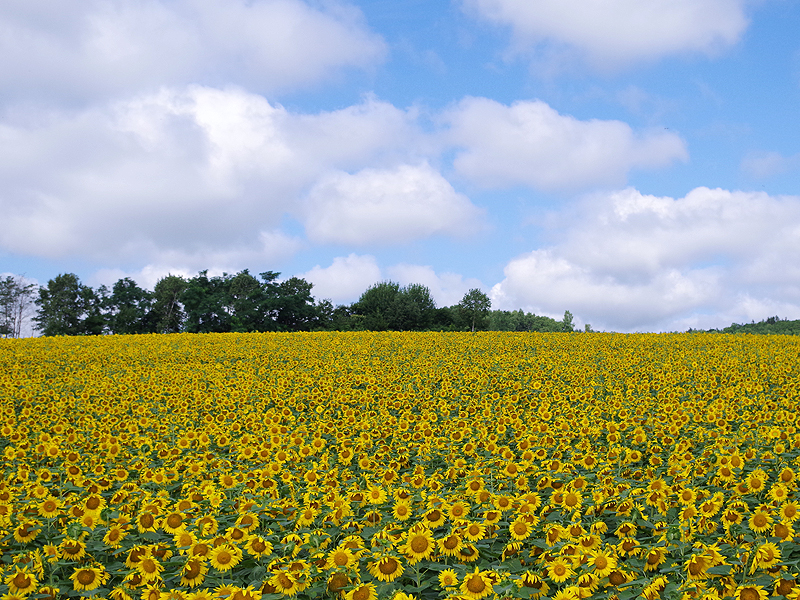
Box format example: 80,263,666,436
106,277,154,335
34,273,104,336
458,288,491,332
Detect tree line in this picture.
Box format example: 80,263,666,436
0,270,584,337
687,316,800,336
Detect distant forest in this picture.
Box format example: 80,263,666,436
1,271,579,337
3,272,799,337
688,316,800,336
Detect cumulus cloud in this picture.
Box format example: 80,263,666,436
299,254,382,303
462,0,748,69
444,97,687,191
492,187,800,331
0,86,435,270
303,163,484,245
0,0,386,104
386,264,484,307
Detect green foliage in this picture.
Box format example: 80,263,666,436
34,273,103,336
488,309,563,332
105,277,154,335
458,288,491,332
30,270,586,335
152,274,188,334
352,281,439,331
689,316,800,336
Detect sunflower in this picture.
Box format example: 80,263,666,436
137,512,159,534
245,536,273,559
644,547,667,571
37,496,62,519
552,589,578,600
70,565,108,592
180,558,208,588
326,572,350,596
141,584,162,600
562,490,583,511
268,571,301,596
162,511,185,534
136,556,164,583
780,502,800,522
368,556,404,582
448,501,470,522
4,567,38,595
493,495,514,512
325,547,356,570
402,527,435,563
460,568,494,600
366,485,387,505
685,554,711,581
439,569,459,588
59,538,87,562
13,521,40,544
735,585,769,600
174,531,198,552
104,525,128,549
190,541,212,559
392,501,412,521
545,524,564,546
577,534,602,553
209,544,243,572
422,507,447,528
437,533,464,557
483,510,502,525
463,521,486,542
587,550,617,577
43,544,60,563
548,558,574,583
747,470,768,493
509,517,532,541
750,542,781,573
346,583,377,600
749,510,773,533
773,521,795,540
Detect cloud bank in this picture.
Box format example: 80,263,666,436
492,187,800,331
0,0,386,104
463,0,749,69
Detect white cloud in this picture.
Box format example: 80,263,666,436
741,150,800,179
444,97,687,191
299,254,382,303
386,264,484,307
303,163,484,245
492,187,800,332
0,0,386,104
462,0,748,70
0,86,431,266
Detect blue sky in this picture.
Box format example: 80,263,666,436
1,0,799,332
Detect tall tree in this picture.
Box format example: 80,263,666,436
105,278,154,335
458,288,491,332
34,273,104,336
229,270,273,332
0,275,37,338
182,271,234,333
152,275,188,333
353,281,401,331
275,276,316,331
389,283,437,331
561,310,575,332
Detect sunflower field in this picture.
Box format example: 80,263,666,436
1,332,800,600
